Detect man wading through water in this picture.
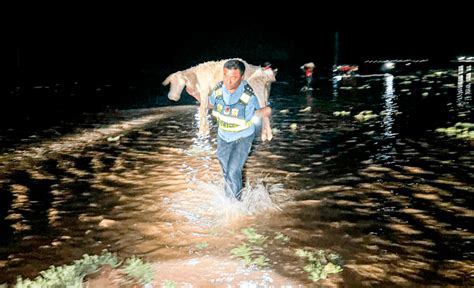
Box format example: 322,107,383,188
207,59,272,200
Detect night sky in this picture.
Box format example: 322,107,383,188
6,23,472,78
5,3,472,73
2,14,472,116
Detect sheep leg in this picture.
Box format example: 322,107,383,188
198,91,210,135
261,116,273,141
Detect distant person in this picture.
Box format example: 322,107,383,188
208,59,272,201
300,62,315,91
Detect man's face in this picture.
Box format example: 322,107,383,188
223,68,243,93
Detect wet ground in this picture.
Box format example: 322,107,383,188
0,66,473,287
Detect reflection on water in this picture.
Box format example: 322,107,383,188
458,64,472,117
381,73,397,138
375,73,398,163
0,67,473,286
332,75,339,99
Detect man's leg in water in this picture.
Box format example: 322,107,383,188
223,134,254,200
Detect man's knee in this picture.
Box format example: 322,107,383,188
226,167,242,183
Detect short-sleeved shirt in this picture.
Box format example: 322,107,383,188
209,80,261,142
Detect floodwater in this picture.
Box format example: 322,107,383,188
0,65,473,287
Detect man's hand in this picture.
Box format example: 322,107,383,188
256,106,272,118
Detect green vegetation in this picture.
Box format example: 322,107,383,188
4,228,344,286
4,250,153,288
230,244,269,268
354,110,378,122
230,227,270,268
436,122,474,140
122,255,154,285
296,248,344,282
274,232,290,242
195,242,209,250
231,227,344,282
162,280,177,288
241,227,268,245
333,111,351,117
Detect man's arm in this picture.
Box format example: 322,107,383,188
207,89,215,110
246,96,271,119
254,106,272,118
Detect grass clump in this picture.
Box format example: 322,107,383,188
230,227,270,268
295,248,343,282
6,250,153,288
122,255,154,285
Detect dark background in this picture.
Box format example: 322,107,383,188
5,28,471,75
2,17,472,121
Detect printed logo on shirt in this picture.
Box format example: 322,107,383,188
231,108,239,117
217,104,223,113
224,106,231,115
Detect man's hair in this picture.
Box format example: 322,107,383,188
223,59,246,75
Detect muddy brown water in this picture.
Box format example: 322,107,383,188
0,68,472,286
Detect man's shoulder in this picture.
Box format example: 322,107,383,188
212,81,224,91
210,81,223,98
240,83,257,104
243,82,255,95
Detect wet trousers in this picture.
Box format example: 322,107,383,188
216,133,255,200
